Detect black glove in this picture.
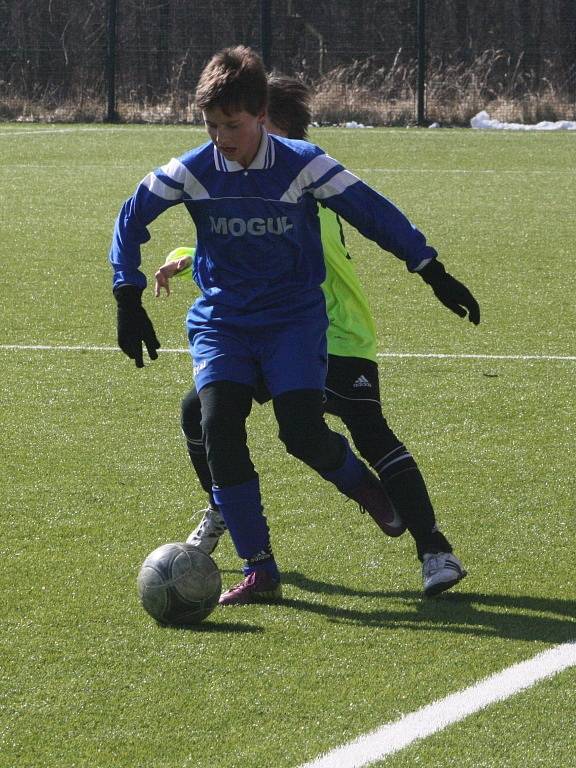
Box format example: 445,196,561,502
419,260,480,325
113,284,160,367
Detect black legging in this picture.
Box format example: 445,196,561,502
182,380,452,560
181,381,404,487
192,381,346,489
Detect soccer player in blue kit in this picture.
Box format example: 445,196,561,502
155,74,479,598
110,47,480,605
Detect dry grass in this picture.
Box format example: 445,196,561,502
424,49,576,125
311,52,417,126
312,49,575,126
2,50,574,126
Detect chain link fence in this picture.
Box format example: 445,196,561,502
1,0,575,125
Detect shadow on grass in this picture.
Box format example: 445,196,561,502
159,619,264,634
279,571,576,644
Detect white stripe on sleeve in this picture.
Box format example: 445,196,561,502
160,157,211,200
141,171,183,201
313,168,360,199
280,153,342,203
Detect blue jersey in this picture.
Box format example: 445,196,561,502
109,129,437,321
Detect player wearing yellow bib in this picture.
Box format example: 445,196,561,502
154,75,468,597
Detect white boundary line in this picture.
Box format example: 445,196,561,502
357,168,576,174
377,351,576,362
298,641,576,768
3,126,573,175
0,343,575,363
0,127,133,137
2,342,574,766
0,126,205,138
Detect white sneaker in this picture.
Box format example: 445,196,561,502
422,552,467,597
186,507,227,555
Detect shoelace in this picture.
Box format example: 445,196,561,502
195,513,226,535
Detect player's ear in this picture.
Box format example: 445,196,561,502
257,109,266,125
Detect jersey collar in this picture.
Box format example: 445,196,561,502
213,127,276,172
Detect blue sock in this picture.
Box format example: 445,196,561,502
212,477,280,580
318,436,367,495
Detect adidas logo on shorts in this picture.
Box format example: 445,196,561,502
353,375,372,388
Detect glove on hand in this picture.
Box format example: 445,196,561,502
419,260,480,325
113,284,160,367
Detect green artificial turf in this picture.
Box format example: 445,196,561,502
0,124,574,768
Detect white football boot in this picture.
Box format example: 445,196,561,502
422,552,467,597
186,507,227,555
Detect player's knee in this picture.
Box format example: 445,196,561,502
196,380,253,453
181,388,202,441
201,407,235,450
274,389,337,468
278,416,344,471
278,424,319,465
201,407,254,487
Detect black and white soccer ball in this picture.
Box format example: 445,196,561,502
137,542,221,626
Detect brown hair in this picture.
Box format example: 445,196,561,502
195,46,267,116
267,74,312,140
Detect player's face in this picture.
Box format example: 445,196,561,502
203,106,265,168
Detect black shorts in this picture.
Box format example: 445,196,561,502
324,355,381,417
253,355,381,416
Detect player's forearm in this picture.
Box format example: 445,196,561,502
324,180,437,271
109,181,179,290
109,204,150,290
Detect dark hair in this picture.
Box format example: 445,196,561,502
195,46,267,116
266,74,311,140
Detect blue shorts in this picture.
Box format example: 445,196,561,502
186,297,328,397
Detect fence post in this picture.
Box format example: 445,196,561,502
105,0,118,122
260,0,272,70
416,0,427,126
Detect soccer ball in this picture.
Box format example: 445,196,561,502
137,542,222,626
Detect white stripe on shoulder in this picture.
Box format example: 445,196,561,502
266,138,275,168
141,171,182,201
313,168,360,199
280,153,341,203
213,146,227,171
160,157,211,200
